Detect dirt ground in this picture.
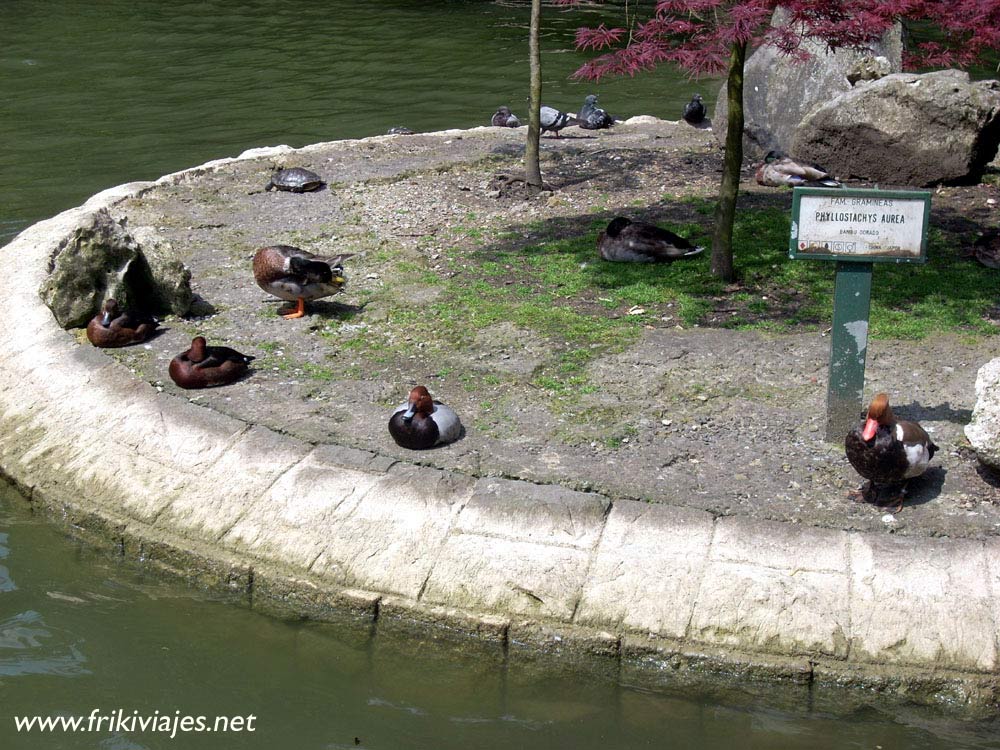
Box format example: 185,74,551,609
99,118,1000,539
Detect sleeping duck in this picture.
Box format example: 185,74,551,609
86,298,158,348
388,386,463,450
755,150,842,188
168,336,254,389
252,245,351,319
597,217,704,263
845,393,938,513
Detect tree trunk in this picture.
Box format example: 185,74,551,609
710,39,747,282
525,0,543,188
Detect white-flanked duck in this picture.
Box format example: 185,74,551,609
252,245,351,319
597,217,704,263
388,386,463,450
755,150,842,188
845,393,938,513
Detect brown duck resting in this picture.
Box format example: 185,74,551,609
168,336,254,389
597,217,704,263
845,393,938,513
86,299,158,348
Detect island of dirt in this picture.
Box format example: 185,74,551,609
97,117,1000,539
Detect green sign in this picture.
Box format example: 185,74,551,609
790,187,930,264
788,187,932,441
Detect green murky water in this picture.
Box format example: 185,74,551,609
2,485,999,749
0,0,713,246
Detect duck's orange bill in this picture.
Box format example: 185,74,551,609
862,418,878,441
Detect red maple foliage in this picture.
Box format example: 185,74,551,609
555,0,1000,78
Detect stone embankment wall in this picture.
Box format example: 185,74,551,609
1,135,998,714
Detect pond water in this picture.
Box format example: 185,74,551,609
2,484,999,749
0,0,712,247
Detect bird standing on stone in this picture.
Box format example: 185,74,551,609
597,217,704,263
168,337,254,389
683,94,706,125
491,106,520,128
86,298,158,348
577,94,614,130
540,106,580,138
755,150,842,187
388,386,463,449
252,245,350,320
845,393,938,513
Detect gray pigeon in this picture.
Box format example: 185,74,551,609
577,94,614,130
683,94,706,125
540,105,580,137
491,106,520,128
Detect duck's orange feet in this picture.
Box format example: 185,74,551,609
281,298,306,319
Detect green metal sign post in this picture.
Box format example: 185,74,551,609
789,187,931,442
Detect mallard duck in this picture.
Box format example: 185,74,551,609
540,106,581,138
597,217,704,263
491,106,520,128
755,150,842,188
683,94,706,125
577,94,614,130
168,336,254,389
388,386,463,450
252,245,351,319
845,393,938,513
85,298,158,348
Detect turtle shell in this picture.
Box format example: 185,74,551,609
265,167,325,193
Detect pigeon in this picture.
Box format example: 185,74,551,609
491,106,520,128
540,106,580,138
577,94,614,130
683,94,706,125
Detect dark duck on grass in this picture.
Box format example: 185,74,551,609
491,106,520,128
540,106,580,137
168,337,254,389
683,94,706,125
845,393,938,513
86,298,158,348
388,386,463,450
755,150,842,188
577,94,614,130
597,217,704,263
253,245,350,319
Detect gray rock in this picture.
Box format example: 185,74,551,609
965,357,1000,470
847,55,892,85
714,9,901,157
39,209,192,328
793,70,1000,186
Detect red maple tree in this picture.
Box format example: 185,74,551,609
556,0,1000,280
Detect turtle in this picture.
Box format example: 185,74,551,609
264,167,325,193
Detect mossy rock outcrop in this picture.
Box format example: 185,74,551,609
39,208,192,328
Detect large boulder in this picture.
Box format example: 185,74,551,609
39,209,192,328
966,357,1000,471
714,9,901,157
793,70,1000,186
